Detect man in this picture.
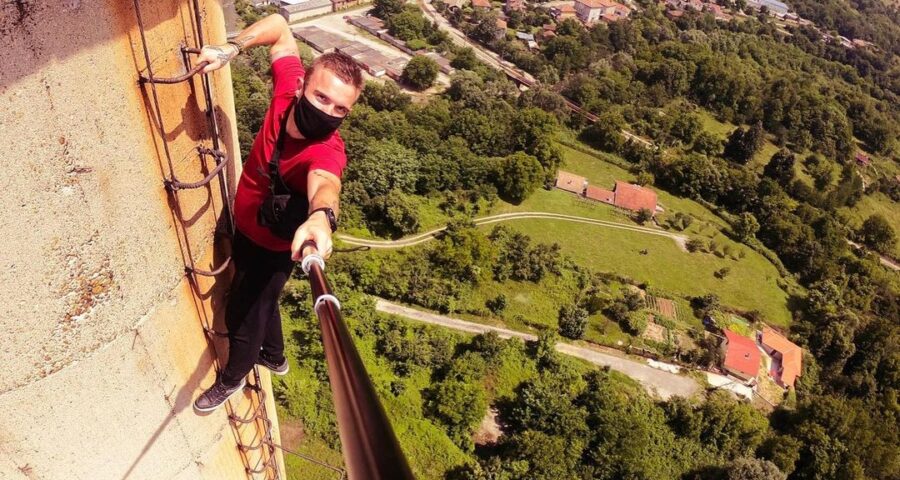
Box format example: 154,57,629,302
192,14,363,412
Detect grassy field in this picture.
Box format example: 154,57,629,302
347,137,795,326
481,216,791,327
696,110,781,171
841,191,900,257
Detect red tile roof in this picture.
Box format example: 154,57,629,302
585,185,615,203
760,327,802,388
576,0,617,8
558,4,576,12
613,181,657,212
723,329,761,380
471,0,492,8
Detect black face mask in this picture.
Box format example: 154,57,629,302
293,93,344,141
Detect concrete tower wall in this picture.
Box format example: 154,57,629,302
0,1,283,478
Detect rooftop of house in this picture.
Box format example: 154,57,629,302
723,329,761,379
760,327,802,388
575,0,618,8
471,0,492,8
585,185,615,203
613,180,657,212
556,170,587,194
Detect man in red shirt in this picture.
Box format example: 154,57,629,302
192,14,363,412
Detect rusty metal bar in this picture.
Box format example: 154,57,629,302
139,60,209,84
184,2,236,237
265,441,346,479
165,147,229,191
300,252,415,480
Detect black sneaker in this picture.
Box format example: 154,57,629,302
257,352,289,375
193,377,246,413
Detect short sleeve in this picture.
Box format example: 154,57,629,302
271,55,305,98
306,143,347,179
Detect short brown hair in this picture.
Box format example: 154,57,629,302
308,52,364,91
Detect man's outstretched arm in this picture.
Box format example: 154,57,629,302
196,14,298,72
290,169,341,261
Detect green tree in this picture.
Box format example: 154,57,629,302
496,152,544,203
763,149,796,185
733,212,760,242
634,208,654,225
430,220,496,283
726,457,786,480
402,55,440,90
372,189,420,235
558,305,589,339
724,122,765,164
347,139,419,197
372,0,405,18
451,47,479,70
359,80,411,111
692,130,722,156
486,294,508,315
622,311,648,335
425,379,487,450
757,435,802,476
468,9,503,45
386,7,430,41
857,214,895,253
580,112,625,153
699,391,769,458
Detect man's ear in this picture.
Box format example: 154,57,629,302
296,76,304,97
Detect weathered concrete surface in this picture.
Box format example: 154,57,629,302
0,0,283,478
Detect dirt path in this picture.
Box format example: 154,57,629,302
338,211,689,250
375,299,700,400
846,239,900,271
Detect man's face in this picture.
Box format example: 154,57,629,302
286,66,360,139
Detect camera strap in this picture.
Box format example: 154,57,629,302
259,101,295,197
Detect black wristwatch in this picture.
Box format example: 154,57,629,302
310,207,338,233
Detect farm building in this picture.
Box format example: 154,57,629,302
759,327,802,389
611,181,657,212
721,329,761,383
584,180,658,213
555,170,587,195
585,185,615,204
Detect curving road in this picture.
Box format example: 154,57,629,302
337,211,689,250
376,299,700,399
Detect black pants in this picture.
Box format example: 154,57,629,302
221,230,295,386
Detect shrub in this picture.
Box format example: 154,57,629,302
558,305,588,339
402,55,440,90
486,294,508,315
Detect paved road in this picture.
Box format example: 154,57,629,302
376,299,700,399
338,211,689,250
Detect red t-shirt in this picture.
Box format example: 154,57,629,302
233,56,347,252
